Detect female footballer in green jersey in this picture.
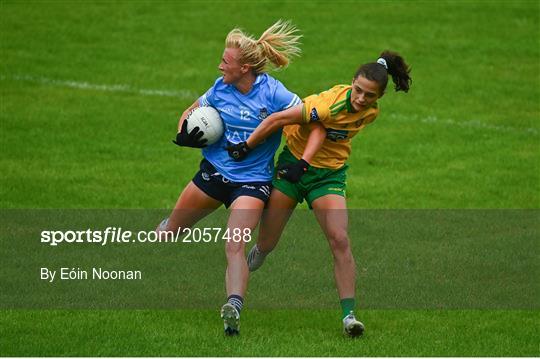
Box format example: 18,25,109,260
227,50,412,337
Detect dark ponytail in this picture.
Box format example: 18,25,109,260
354,50,412,94
379,50,411,93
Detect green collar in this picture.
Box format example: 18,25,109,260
346,89,354,113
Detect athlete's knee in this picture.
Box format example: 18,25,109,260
326,229,351,255
225,240,246,258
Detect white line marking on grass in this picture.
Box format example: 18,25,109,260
1,74,198,99
3,73,538,136
388,113,538,136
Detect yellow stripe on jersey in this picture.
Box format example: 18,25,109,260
283,85,379,169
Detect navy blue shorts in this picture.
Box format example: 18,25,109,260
192,159,272,208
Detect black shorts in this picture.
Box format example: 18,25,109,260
192,159,272,208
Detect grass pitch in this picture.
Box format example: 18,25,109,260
1,0,539,356
2,310,538,357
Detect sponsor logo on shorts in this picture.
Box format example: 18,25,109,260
328,187,345,193
201,172,210,181
242,185,256,190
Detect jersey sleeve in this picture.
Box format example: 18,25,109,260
198,77,221,107
301,93,331,125
272,80,302,112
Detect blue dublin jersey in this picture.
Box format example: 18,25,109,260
198,74,301,182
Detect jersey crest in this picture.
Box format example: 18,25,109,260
258,107,269,120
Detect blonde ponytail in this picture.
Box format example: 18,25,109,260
225,20,302,74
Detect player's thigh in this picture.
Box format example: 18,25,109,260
259,189,297,238
227,180,273,229
175,181,222,209
226,196,265,253
228,195,265,229
169,181,222,229
267,188,299,209
311,194,349,240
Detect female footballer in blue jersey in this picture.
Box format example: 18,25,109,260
156,20,302,336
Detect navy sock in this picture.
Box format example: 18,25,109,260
227,294,244,314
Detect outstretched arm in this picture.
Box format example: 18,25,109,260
276,122,326,183
301,122,326,163
247,104,304,148
226,104,304,160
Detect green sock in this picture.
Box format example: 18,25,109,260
340,298,355,319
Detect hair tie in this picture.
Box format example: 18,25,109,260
376,58,388,69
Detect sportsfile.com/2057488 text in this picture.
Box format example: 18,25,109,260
40,227,252,246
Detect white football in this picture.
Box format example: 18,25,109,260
186,106,224,145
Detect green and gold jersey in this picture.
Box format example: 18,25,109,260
284,85,379,169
